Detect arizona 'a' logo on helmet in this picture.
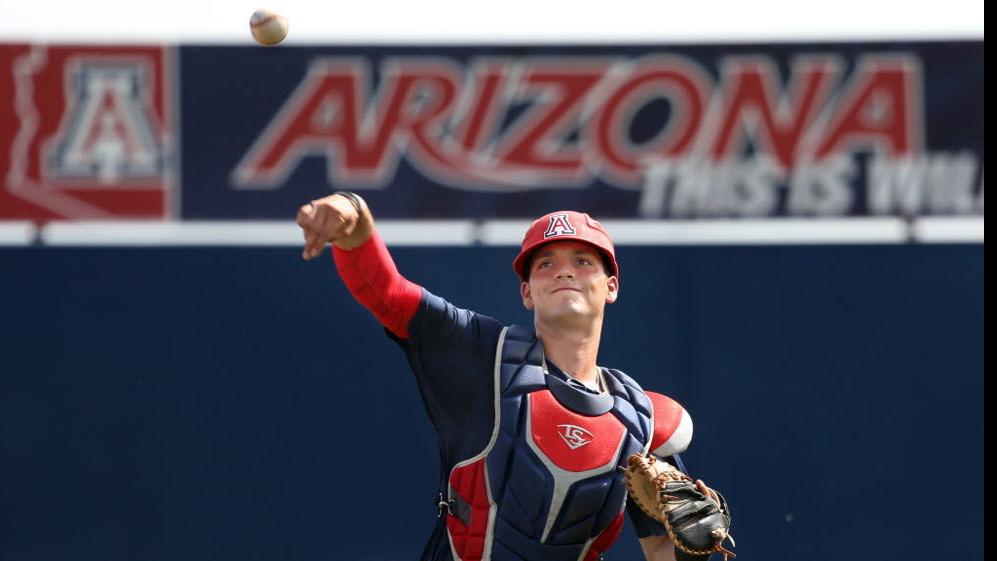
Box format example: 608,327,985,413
543,213,576,238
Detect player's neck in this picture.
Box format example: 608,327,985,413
534,319,603,385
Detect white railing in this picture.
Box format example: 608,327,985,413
0,217,983,246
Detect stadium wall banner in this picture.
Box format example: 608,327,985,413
0,44,175,220
0,42,983,221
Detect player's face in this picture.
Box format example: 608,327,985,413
520,240,619,324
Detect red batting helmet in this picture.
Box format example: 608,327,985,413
513,211,619,282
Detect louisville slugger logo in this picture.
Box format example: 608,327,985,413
232,54,924,192
557,424,594,450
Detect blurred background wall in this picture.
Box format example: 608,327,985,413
0,245,985,561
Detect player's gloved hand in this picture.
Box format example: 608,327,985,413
296,193,369,260
624,454,735,560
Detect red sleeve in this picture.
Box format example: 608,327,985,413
646,391,693,458
331,229,423,339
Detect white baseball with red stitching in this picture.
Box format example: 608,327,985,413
250,9,289,46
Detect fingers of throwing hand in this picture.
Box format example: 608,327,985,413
302,205,327,260
303,228,324,260
296,202,316,228
303,215,326,259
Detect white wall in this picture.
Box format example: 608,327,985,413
0,0,985,43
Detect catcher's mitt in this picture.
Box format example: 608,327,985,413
624,454,735,559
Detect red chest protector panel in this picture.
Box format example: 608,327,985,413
528,389,627,472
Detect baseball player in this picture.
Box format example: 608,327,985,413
297,192,722,561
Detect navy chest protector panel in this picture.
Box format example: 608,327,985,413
445,325,653,561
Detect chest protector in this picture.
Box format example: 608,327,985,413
444,325,653,561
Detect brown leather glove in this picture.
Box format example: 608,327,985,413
625,454,735,560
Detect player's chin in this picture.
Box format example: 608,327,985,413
545,302,595,321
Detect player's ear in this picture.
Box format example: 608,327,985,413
521,281,535,310
605,275,619,304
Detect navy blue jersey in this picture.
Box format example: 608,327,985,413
387,289,666,560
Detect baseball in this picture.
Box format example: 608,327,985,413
250,9,289,46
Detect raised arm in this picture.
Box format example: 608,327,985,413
296,193,422,339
